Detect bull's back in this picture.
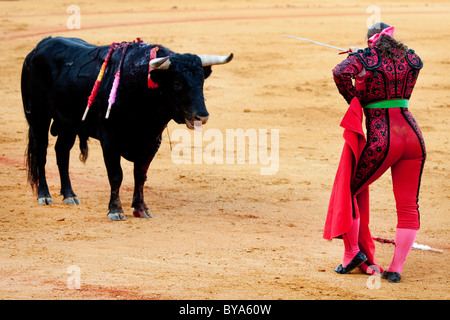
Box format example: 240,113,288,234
22,37,106,118
22,37,105,137
24,37,105,90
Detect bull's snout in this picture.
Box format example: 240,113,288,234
185,110,209,130
193,112,209,124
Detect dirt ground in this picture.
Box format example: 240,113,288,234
0,0,449,300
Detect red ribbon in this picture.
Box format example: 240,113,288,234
148,46,159,89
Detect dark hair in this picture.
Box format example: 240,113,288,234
367,22,391,39
367,22,408,61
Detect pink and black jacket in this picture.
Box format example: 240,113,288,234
332,47,423,105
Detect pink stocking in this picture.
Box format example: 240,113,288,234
342,218,360,267
388,228,418,274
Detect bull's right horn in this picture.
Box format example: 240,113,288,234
198,53,234,66
150,56,171,69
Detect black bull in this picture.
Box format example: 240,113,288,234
21,36,233,220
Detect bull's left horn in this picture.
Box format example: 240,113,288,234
150,56,171,69
198,53,234,66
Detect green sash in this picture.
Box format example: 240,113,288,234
364,99,409,109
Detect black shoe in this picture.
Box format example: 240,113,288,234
381,271,402,283
334,251,367,274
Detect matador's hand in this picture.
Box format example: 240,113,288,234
349,46,362,53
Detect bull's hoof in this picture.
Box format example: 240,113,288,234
63,197,81,205
107,211,126,221
37,197,53,205
133,209,153,218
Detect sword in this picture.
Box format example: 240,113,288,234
282,35,350,54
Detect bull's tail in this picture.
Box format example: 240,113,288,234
22,47,51,194
25,125,39,192
22,52,39,192
79,135,89,163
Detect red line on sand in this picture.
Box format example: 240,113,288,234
0,156,25,167
0,154,101,187
1,9,448,41
3,6,299,18
1,6,297,18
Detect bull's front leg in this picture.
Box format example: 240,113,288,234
101,142,126,221
132,158,152,218
132,136,162,219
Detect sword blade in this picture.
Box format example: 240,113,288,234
282,35,346,51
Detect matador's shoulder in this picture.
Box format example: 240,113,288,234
405,49,423,69
349,47,382,71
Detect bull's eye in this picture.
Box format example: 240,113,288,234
173,81,183,91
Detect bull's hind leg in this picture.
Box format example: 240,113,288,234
101,142,126,221
55,132,80,205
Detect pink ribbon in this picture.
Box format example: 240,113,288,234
106,70,121,119
368,26,395,47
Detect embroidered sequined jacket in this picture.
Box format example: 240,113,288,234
332,47,423,105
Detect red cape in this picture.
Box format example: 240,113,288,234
323,98,379,271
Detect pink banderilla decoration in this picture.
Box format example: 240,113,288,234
106,43,130,119
372,237,443,253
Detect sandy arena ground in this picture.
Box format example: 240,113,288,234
0,0,449,300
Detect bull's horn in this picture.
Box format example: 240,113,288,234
198,53,234,66
150,56,171,69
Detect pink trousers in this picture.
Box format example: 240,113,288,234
352,107,426,230
343,107,426,272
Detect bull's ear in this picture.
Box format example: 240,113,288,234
203,66,212,80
